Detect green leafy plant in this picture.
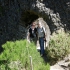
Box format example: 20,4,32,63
0,40,50,70
45,32,70,64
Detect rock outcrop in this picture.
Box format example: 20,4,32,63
50,54,70,70
0,0,70,50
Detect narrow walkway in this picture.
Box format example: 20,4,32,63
36,44,70,70
50,54,70,70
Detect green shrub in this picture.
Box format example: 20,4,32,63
0,40,50,70
34,63,50,70
45,32,70,64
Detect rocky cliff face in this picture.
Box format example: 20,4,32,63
0,0,70,50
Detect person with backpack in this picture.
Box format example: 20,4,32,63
27,22,37,44
37,21,46,56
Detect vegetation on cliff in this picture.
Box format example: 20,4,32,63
45,31,70,65
0,40,50,70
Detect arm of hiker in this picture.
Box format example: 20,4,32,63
27,32,30,43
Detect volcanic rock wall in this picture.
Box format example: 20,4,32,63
0,0,70,49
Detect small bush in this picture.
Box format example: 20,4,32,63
0,40,50,70
45,32,70,64
34,63,50,70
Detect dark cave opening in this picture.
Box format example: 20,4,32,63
20,10,39,27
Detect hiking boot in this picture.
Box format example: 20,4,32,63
41,54,43,57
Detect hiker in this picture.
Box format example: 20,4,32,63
37,21,46,56
27,22,37,44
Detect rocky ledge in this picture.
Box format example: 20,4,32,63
50,54,70,70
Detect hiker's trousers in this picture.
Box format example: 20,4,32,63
39,37,44,55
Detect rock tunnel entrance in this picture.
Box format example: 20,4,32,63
20,10,39,27
20,10,51,48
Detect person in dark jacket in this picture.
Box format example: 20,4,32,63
27,22,37,44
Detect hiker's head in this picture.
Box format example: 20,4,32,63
38,21,42,27
31,22,36,28
32,22,36,26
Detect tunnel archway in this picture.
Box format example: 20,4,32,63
20,10,40,27
20,10,55,34
20,10,51,48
